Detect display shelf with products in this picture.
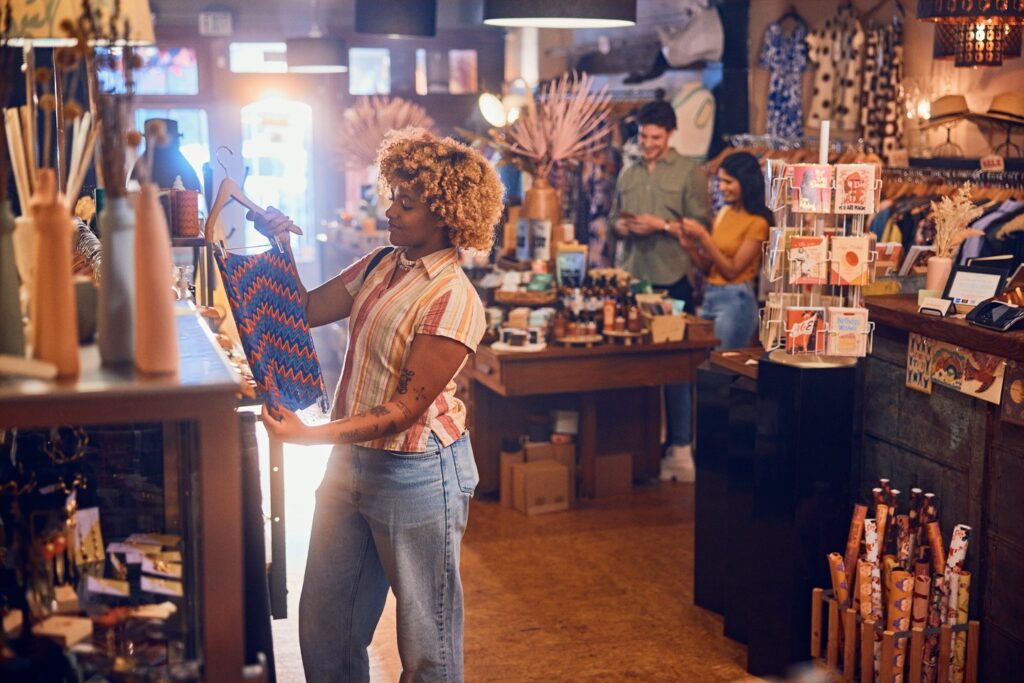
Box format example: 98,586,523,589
0,306,250,683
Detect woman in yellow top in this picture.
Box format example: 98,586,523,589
679,152,773,349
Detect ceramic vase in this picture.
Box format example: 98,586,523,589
29,169,79,377
12,215,37,342
522,177,562,229
0,200,25,355
134,183,178,375
98,195,135,364
925,255,953,292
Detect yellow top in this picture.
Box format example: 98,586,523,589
707,206,770,285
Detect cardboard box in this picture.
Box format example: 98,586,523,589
645,313,686,343
524,441,555,462
595,453,633,498
684,315,715,342
512,461,570,515
552,442,577,505
499,449,525,508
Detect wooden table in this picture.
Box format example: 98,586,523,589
463,339,716,497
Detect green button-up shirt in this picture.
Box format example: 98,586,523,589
610,149,711,285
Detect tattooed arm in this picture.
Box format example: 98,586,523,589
262,334,470,446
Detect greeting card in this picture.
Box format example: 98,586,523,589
786,306,826,353
834,164,877,214
906,333,933,395
830,235,872,286
789,235,828,285
791,164,833,213
827,307,869,356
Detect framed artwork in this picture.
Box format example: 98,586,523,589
1001,361,1024,426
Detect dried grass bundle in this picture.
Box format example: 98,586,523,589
930,183,984,258
492,72,611,179
333,97,436,170
0,0,15,203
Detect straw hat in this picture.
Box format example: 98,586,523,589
976,92,1024,126
921,94,971,128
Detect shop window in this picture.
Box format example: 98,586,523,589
349,48,391,95
240,97,316,260
133,108,211,193
96,46,200,95
229,42,288,74
415,49,478,95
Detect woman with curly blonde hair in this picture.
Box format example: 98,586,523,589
258,129,504,682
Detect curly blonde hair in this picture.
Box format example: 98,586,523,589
377,128,504,251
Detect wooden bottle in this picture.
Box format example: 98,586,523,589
134,183,178,375
30,169,79,377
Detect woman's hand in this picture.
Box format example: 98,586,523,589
261,404,318,444
248,206,303,241
680,218,709,242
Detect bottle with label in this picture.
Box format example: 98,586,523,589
602,298,616,333
627,294,642,333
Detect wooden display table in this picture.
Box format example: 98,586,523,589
463,339,716,498
0,307,246,683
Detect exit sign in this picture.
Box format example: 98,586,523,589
198,11,233,37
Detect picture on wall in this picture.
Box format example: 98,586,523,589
1002,361,1024,426
931,342,967,391
961,350,1006,405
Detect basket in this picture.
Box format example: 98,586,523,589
494,289,557,306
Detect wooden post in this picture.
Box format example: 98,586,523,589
909,626,925,682
965,621,980,683
880,630,895,683
938,624,953,683
827,596,840,667
861,619,876,683
843,608,858,681
812,587,824,658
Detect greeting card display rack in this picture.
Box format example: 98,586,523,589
758,122,879,368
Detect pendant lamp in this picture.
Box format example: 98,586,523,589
287,0,347,73
917,0,1024,24
483,0,636,29
355,0,436,37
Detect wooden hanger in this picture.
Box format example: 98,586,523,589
205,178,268,244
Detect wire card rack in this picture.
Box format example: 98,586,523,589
759,156,882,365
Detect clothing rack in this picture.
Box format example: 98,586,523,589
882,166,1024,188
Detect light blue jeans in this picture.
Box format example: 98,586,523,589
299,432,478,683
700,282,759,350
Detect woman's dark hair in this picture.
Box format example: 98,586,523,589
719,152,775,227
636,100,677,132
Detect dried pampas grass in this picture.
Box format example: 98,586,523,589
491,71,611,179
333,97,436,170
930,183,984,258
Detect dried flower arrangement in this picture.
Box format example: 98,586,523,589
333,97,436,170
489,72,612,180
930,183,985,258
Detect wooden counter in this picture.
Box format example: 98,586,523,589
463,339,716,498
0,307,247,683
862,294,1024,681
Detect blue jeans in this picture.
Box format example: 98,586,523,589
700,282,759,350
299,432,478,683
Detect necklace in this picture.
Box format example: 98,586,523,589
398,252,417,270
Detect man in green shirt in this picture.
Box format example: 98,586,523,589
610,100,710,483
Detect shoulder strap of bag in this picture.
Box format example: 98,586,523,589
364,246,395,278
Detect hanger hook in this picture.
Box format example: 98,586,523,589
216,145,234,178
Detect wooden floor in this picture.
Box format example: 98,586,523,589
271,454,753,682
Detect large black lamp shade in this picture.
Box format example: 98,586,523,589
917,0,1024,23
355,0,437,37
287,37,348,73
483,0,636,29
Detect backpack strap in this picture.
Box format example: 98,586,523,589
364,246,395,279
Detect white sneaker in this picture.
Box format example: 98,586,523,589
659,444,695,483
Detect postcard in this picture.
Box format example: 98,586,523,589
789,235,828,285
785,306,826,353
86,575,130,598
960,350,1006,404
790,164,833,213
834,164,877,214
1001,361,1024,426
906,333,933,394
931,342,967,391
826,307,869,356
140,576,184,598
830,235,872,286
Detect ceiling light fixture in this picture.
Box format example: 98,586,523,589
355,0,436,37
482,0,637,29
287,0,347,73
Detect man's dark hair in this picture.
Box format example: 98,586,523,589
636,100,677,132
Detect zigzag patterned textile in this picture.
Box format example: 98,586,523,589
215,245,329,414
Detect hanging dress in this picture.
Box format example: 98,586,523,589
759,20,810,140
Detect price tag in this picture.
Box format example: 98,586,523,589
980,155,1005,173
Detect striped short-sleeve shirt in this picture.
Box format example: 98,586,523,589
334,246,485,452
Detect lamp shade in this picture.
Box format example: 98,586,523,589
3,0,156,46
355,0,436,37
917,0,1024,24
956,21,1006,66
286,36,348,73
483,0,636,29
